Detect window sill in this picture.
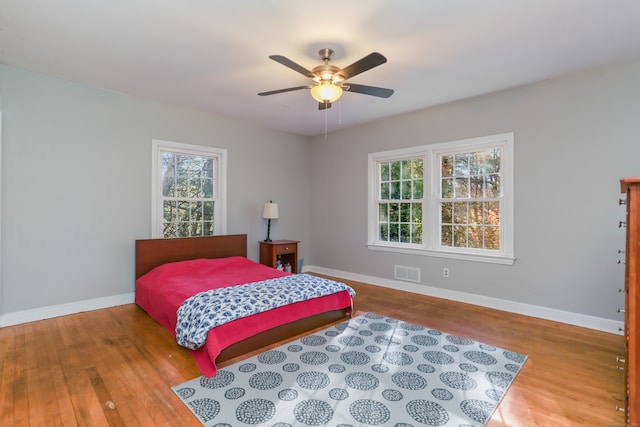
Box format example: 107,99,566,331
366,244,516,265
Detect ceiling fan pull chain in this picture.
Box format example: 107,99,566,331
324,106,328,139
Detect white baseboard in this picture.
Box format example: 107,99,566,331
0,293,135,327
307,265,624,335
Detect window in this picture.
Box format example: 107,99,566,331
152,139,227,238
440,149,501,251
368,133,514,264
378,157,425,245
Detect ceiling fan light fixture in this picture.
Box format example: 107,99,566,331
310,82,343,103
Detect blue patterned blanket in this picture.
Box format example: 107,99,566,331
175,274,356,350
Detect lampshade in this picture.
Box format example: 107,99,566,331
262,202,279,219
310,82,343,103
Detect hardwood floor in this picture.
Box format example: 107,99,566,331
1,278,626,426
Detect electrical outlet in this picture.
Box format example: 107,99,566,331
443,268,450,278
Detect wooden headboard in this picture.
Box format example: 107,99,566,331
135,234,248,279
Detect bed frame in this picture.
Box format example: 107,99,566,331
134,234,350,363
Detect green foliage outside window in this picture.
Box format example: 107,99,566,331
440,149,501,250
161,153,216,238
378,158,424,244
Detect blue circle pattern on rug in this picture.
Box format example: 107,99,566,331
173,312,527,426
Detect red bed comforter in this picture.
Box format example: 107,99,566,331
135,256,353,376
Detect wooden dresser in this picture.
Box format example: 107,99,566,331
620,177,639,422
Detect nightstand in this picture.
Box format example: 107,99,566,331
259,240,299,273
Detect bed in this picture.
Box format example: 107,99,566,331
134,234,354,377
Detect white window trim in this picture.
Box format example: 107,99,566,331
367,133,515,265
151,139,227,238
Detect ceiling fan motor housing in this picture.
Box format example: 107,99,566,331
312,64,343,83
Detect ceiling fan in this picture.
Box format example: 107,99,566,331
258,48,394,110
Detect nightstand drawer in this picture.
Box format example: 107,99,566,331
275,243,296,255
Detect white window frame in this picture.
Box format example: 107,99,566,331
151,139,227,238
367,133,515,265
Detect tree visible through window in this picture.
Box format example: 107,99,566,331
378,158,424,244
440,149,501,250
162,152,216,238
152,140,227,238
368,133,513,264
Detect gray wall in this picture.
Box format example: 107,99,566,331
308,58,640,321
0,64,311,314
2,58,639,323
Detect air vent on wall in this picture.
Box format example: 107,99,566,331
394,265,421,283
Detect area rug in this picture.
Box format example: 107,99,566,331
172,312,527,426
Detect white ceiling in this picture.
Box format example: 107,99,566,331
1,1,640,137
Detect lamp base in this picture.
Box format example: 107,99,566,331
264,219,272,242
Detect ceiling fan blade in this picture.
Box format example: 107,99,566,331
318,102,332,110
339,52,387,80
258,86,309,96
344,83,394,98
269,55,315,78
